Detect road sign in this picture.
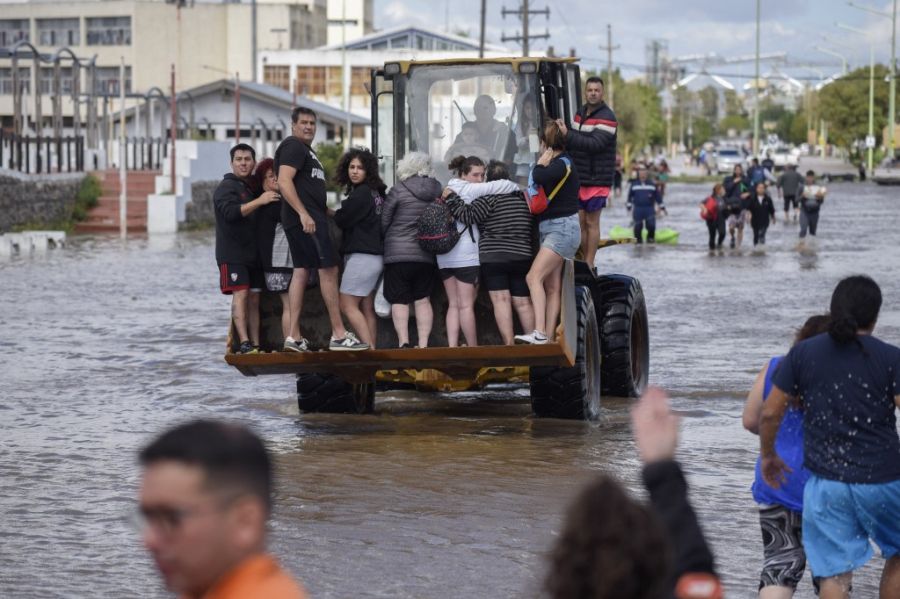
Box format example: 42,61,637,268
865,135,876,149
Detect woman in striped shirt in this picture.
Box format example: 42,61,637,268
443,161,536,345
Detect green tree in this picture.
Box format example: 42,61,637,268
818,64,899,148
314,142,344,192
698,86,719,123
724,89,746,117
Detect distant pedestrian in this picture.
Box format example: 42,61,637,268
627,167,666,244
555,76,617,271
760,276,900,599
700,183,726,250
777,164,803,222
723,164,751,248
743,314,831,599
798,170,826,242
138,420,308,599
761,152,775,177
748,158,766,187
748,182,776,246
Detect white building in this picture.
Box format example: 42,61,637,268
0,0,327,132
326,0,372,47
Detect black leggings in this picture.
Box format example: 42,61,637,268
707,218,726,249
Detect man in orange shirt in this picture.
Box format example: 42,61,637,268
137,420,308,599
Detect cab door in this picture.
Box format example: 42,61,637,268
370,69,395,187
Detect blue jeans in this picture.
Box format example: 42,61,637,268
538,214,580,259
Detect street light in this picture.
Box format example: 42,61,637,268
814,46,848,75
753,0,761,156
848,0,897,158
836,21,876,172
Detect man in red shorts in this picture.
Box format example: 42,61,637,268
556,76,617,271
213,143,279,354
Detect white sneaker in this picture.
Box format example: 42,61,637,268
283,337,309,352
329,331,370,351
514,330,548,345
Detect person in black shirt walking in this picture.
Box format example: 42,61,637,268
213,144,279,354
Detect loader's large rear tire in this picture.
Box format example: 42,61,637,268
529,286,602,420
296,373,375,414
596,275,649,398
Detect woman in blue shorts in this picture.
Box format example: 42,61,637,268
743,314,830,598
515,120,581,345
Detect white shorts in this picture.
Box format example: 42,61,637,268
340,253,383,297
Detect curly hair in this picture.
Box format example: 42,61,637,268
396,151,434,181
334,148,387,195
544,476,672,599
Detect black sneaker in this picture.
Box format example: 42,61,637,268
238,341,259,355
399,343,412,349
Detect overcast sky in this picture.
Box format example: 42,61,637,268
373,0,897,85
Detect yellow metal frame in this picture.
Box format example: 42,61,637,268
387,56,578,75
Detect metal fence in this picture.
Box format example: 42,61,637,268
0,131,84,174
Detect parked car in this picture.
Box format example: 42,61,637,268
714,147,745,174
770,146,795,170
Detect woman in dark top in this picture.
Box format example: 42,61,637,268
333,148,386,348
445,160,536,345
516,120,581,345
723,164,751,249
252,158,292,340
381,152,442,348
748,182,776,246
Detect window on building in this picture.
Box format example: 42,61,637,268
263,65,290,91
93,66,132,95
351,67,369,96
295,66,325,96
37,18,80,46
370,40,388,51
0,67,32,95
0,19,30,46
389,35,409,49
86,17,131,46
39,67,75,95
415,34,433,50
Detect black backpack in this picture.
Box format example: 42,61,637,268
416,197,467,254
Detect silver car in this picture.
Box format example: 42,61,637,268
714,148,745,175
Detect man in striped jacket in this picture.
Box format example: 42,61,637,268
556,76,618,271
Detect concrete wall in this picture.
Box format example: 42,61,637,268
0,170,83,233
186,180,218,227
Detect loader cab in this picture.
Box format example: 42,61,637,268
371,58,582,185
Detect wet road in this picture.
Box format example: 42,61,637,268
2,180,899,598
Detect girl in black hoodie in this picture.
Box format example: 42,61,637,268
333,148,387,347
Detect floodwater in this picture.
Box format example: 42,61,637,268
2,180,899,598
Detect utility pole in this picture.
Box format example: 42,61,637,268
753,0,761,157
479,0,487,58
170,64,177,202
119,56,127,240
598,24,620,108
501,1,550,57
891,0,897,158
251,0,258,82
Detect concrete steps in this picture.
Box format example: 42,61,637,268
76,169,159,233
